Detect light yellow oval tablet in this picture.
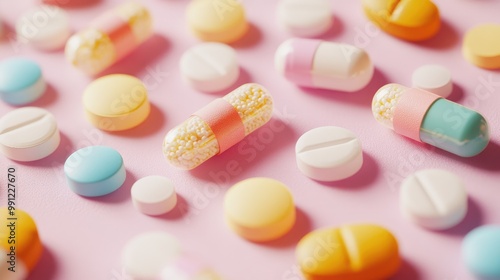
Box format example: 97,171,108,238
186,0,249,43
83,74,150,131
224,177,296,242
463,24,500,69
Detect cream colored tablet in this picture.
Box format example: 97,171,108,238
131,176,177,216
277,0,332,37
412,64,452,98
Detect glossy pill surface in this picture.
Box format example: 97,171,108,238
131,176,177,216
0,107,60,161
275,38,373,92
64,146,126,197
296,224,400,280
224,177,295,242
163,83,273,170
401,169,467,230
0,58,46,105
362,0,440,41
372,84,489,157
412,64,452,98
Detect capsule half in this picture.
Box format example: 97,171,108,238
372,84,489,157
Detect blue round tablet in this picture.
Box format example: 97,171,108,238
462,225,500,279
0,58,46,105
64,146,126,197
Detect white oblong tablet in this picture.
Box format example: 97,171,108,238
412,64,453,98
277,0,332,37
295,126,363,182
122,232,182,279
180,42,239,93
0,107,60,161
16,5,71,51
400,169,467,230
131,176,177,216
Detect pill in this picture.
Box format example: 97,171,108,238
295,126,363,182
160,254,222,280
0,58,47,106
0,107,60,161
65,2,153,75
362,0,440,41
412,64,452,98
180,42,239,92
16,5,70,51
463,24,500,69
122,232,182,279
131,176,177,216
296,224,400,280
0,208,43,279
275,38,373,92
224,177,295,242
186,0,248,43
83,74,150,131
277,0,332,37
64,146,126,197
372,83,489,157
400,169,467,230
462,225,500,279
163,83,273,170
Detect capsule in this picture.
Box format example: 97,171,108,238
65,2,153,75
275,38,374,92
372,84,489,157
163,83,273,170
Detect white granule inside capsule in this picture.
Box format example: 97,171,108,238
163,83,273,170
372,84,403,129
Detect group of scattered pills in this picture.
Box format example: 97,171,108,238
1,0,500,279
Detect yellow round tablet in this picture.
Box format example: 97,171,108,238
224,177,295,242
0,208,43,273
186,0,249,43
83,74,150,131
463,24,500,69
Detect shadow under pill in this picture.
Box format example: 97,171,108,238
42,0,102,9
86,169,136,204
29,83,58,107
153,194,189,220
390,258,421,280
27,245,58,280
447,83,464,102
317,15,344,40
416,20,459,50
107,103,166,138
433,140,500,171
440,197,483,236
229,23,262,49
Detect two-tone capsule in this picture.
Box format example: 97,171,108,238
372,84,489,157
163,83,273,170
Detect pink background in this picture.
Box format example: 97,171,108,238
1,0,500,279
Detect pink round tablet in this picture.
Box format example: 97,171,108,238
131,176,177,215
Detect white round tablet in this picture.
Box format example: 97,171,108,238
277,0,333,37
412,64,453,98
295,126,363,182
131,176,177,216
122,232,182,279
180,42,239,92
16,5,71,51
400,169,467,230
0,107,60,161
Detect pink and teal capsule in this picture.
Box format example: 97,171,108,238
372,84,489,157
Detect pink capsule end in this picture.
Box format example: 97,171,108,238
90,11,136,60
284,39,321,87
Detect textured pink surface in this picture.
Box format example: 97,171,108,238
1,1,500,279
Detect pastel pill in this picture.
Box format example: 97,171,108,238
83,74,150,131
16,5,70,51
64,146,126,197
296,224,400,280
65,2,153,75
180,42,239,92
277,0,333,37
372,83,489,157
224,177,295,242
400,169,467,230
362,0,440,41
412,64,452,98
463,24,500,69
295,126,363,182
275,38,373,92
0,107,60,161
462,225,500,279
163,83,273,170
131,176,177,216
187,0,248,43
122,232,182,279
0,208,43,279
0,58,47,106
160,254,222,280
